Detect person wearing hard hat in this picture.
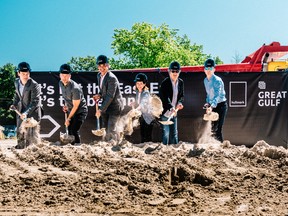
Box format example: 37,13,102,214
11,62,43,148
159,61,184,145
203,58,228,142
133,73,155,143
93,55,124,144
59,63,88,145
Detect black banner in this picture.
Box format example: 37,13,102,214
31,71,288,148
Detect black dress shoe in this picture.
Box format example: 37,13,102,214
15,144,24,149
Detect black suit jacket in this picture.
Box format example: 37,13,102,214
159,77,184,114
12,78,43,122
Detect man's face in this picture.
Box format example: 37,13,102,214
204,67,215,77
18,71,30,84
169,69,180,81
60,73,71,85
98,63,109,75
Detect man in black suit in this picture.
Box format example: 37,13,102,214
11,62,43,148
93,55,124,144
159,61,184,145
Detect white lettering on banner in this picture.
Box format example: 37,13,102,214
123,85,133,94
231,101,245,105
87,83,100,94
47,86,55,95
122,97,136,106
150,82,159,94
41,97,55,107
87,95,96,106
258,99,281,106
258,91,287,99
258,91,287,107
39,81,160,108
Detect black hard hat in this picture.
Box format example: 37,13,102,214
96,55,109,65
134,73,148,84
169,61,181,70
204,59,215,67
17,62,31,72
59,64,72,74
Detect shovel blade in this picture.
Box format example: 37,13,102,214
21,117,38,128
203,112,219,121
159,120,174,125
92,128,106,136
60,132,75,145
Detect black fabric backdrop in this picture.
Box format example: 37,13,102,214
31,71,288,148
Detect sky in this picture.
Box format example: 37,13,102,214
1,0,288,71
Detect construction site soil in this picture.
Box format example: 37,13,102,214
0,138,287,216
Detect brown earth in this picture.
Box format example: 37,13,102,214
0,138,287,216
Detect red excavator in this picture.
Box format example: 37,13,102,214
122,41,288,73
180,41,288,72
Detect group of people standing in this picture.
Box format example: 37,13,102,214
11,56,227,149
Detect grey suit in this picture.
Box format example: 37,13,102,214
97,71,124,142
97,71,124,114
12,78,42,147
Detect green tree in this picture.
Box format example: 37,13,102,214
68,22,222,70
0,63,16,125
110,22,220,69
68,56,97,71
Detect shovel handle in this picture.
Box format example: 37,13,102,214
96,117,100,130
65,112,69,133
167,108,179,121
10,105,27,120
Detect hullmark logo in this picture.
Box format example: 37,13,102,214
258,81,287,107
229,81,247,107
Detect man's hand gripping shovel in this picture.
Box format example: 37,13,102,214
60,106,75,144
92,97,106,137
203,103,219,121
159,108,179,125
9,105,38,128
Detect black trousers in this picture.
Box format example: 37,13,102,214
212,101,228,142
139,116,153,143
68,112,87,144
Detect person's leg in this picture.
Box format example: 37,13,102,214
145,123,153,142
140,117,153,142
161,115,170,145
213,102,228,142
169,117,178,144
70,113,87,144
139,116,146,143
101,113,110,141
107,114,121,142
16,117,26,149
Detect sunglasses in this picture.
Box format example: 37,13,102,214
204,67,214,70
170,70,180,73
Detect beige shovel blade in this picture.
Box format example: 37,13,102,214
92,128,106,136
21,117,38,128
203,112,219,121
60,132,75,144
158,120,174,125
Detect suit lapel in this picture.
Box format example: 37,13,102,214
15,79,22,99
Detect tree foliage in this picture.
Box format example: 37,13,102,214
111,22,214,69
0,63,16,125
68,56,97,71
69,22,222,70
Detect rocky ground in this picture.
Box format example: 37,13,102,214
0,137,287,216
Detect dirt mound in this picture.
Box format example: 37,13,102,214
0,139,287,215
